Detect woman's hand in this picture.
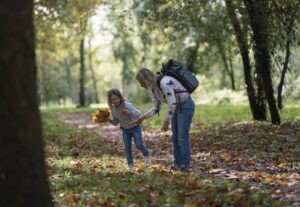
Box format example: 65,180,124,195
161,120,170,131
128,117,144,127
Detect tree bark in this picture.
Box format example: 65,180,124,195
228,54,236,90
217,40,236,90
0,0,53,206
244,0,281,125
255,76,267,120
38,55,50,106
185,42,200,73
277,14,296,110
277,39,290,110
225,0,266,120
88,37,100,103
79,37,85,107
121,55,128,95
78,17,87,107
63,58,74,102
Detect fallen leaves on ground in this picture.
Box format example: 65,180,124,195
43,111,300,206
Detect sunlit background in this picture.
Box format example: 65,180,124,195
34,0,300,109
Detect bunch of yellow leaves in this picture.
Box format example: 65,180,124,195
91,108,110,125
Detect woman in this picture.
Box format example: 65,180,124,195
130,68,195,172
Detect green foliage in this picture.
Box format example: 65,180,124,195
35,0,300,113
131,0,242,85
35,0,107,106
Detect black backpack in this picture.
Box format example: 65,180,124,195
156,59,199,93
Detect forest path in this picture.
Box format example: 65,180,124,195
58,111,300,206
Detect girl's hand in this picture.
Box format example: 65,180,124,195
161,120,170,131
105,117,112,124
121,109,131,116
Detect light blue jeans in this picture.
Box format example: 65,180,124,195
121,126,149,166
171,96,195,168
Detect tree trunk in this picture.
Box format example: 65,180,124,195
79,37,85,107
244,0,281,125
64,59,74,103
121,56,128,95
277,14,295,110
217,40,236,90
185,42,200,73
0,1,53,206
255,76,267,120
88,37,100,103
38,55,50,106
225,0,266,120
277,39,291,110
228,54,236,90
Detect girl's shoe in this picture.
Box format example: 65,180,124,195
180,166,189,173
170,165,180,171
144,155,151,166
128,165,134,172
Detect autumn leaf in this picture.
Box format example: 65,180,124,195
247,160,256,166
220,152,232,162
263,176,274,184
277,180,288,186
293,175,300,181
277,159,285,168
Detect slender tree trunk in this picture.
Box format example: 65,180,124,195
121,56,128,95
185,42,200,73
225,0,266,120
63,59,74,103
277,14,295,110
38,55,50,106
78,17,87,107
228,54,236,90
88,37,100,103
217,41,236,90
0,0,53,206
277,39,290,110
244,0,280,125
79,37,85,107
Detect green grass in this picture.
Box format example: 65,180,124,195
68,103,300,128
67,103,253,128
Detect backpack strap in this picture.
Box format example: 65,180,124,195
156,73,164,93
174,90,188,94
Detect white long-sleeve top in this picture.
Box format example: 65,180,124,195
142,76,190,122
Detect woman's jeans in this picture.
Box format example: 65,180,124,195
171,96,195,168
121,126,149,166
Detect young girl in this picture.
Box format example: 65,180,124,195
106,88,151,171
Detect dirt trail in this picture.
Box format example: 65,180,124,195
58,111,174,164
58,111,300,206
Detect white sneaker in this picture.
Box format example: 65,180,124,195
128,165,134,172
144,155,151,166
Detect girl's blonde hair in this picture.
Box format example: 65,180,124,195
136,68,165,103
107,88,125,109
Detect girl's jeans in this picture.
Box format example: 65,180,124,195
121,126,149,166
171,96,195,168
